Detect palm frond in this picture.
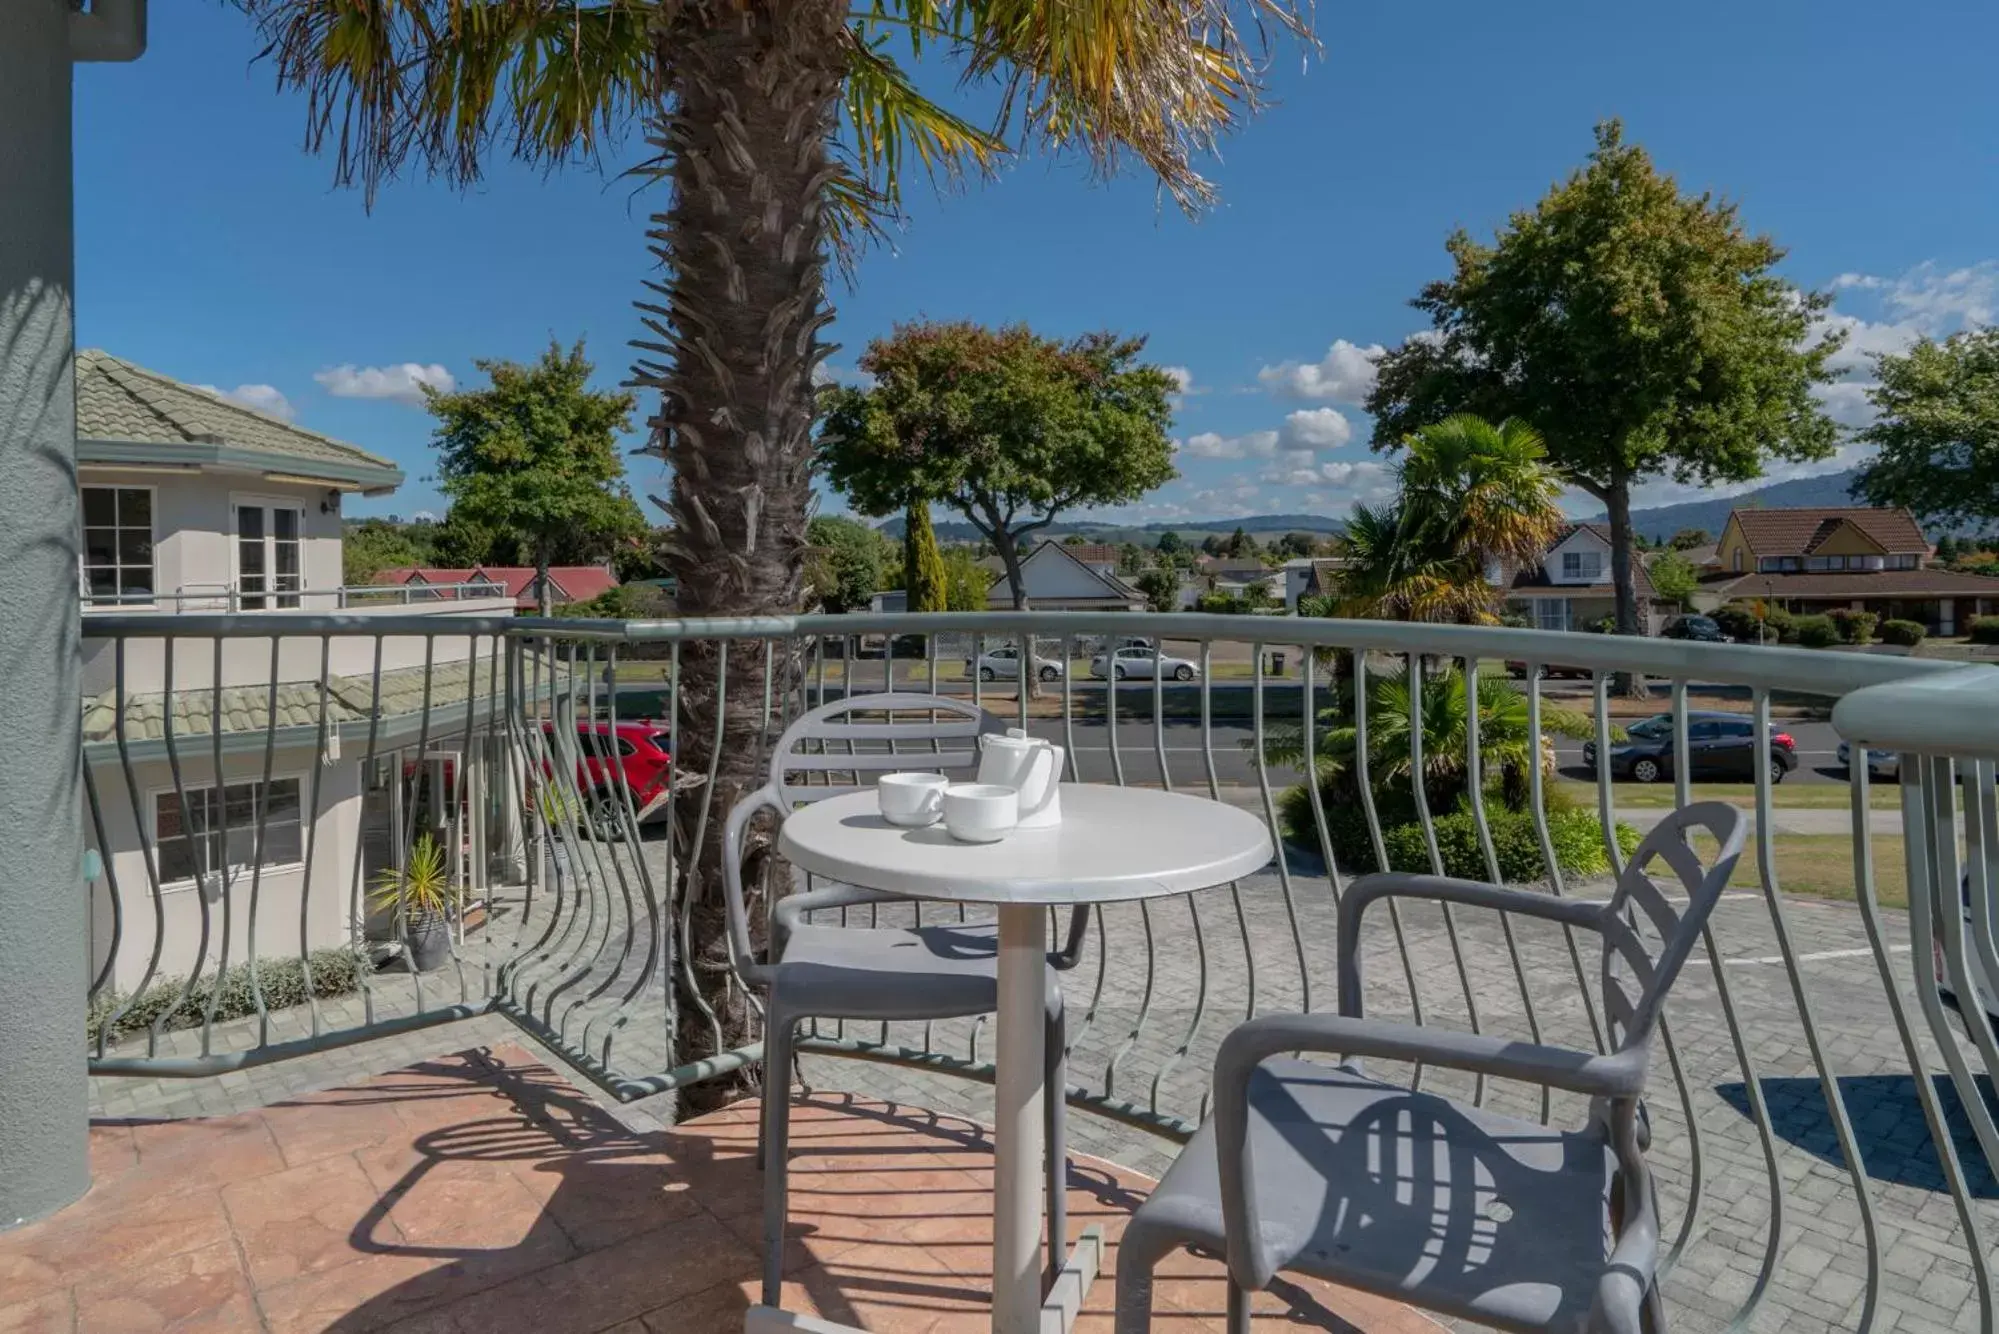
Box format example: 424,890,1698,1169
243,0,653,205
840,31,1009,214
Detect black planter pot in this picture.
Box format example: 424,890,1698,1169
404,913,452,972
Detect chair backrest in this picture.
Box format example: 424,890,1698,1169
766,691,1006,812
1597,801,1747,1056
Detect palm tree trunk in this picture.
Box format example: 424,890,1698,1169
632,0,846,1115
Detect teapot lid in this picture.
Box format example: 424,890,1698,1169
983,728,1040,750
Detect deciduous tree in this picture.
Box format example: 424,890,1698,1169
1367,121,1842,641
1855,328,1999,529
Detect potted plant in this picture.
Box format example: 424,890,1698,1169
369,832,453,972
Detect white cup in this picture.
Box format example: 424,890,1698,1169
877,772,949,827
942,783,1019,844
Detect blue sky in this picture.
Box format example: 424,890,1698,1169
74,1,1999,525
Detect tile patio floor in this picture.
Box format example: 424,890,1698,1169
2,1044,1437,1334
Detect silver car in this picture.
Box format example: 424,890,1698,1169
966,646,1064,683
1837,739,1900,780
1089,645,1200,681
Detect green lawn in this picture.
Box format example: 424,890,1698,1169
1731,834,1909,908
1558,780,1899,811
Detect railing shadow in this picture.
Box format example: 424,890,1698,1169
1715,1074,1999,1199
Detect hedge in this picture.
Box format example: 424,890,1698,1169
1280,786,1639,882
1969,616,1999,646
1826,608,1879,644
1878,619,1927,647
88,946,372,1045
1792,614,1840,649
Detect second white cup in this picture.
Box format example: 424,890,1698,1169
877,772,949,827
942,783,1019,843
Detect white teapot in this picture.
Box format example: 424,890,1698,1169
976,728,1065,828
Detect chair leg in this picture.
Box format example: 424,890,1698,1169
760,1014,797,1309
1044,1002,1068,1289
1226,1279,1252,1333
755,1025,793,1173
1111,1216,1172,1334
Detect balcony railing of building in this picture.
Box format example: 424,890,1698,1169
81,580,518,612
73,609,1999,1332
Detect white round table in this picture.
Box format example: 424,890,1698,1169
778,783,1272,1334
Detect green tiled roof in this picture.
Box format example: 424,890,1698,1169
82,660,496,747
75,349,402,487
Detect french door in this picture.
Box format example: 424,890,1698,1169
235,502,303,609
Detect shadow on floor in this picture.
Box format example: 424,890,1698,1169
1715,1073,1999,1199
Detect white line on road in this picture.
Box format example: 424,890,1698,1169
1725,944,1911,967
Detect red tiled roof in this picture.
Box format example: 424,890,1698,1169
1704,569,1999,599
372,565,620,606
1728,507,1927,557
1061,543,1119,565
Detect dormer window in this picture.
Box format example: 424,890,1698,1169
1561,550,1601,581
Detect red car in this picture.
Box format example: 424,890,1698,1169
539,720,674,840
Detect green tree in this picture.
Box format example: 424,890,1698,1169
250,0,1308,1117
805,515,885,613
1647,550,1701,610
1937,535,1962,564
1116,542,1147,576
342,518,430,585
1135,568,1181,613
1367,121,1842,640
1854,328,1999,529
1156,530,1187,555
429,341,642,615
939,546,991,612
817,322,1178,616
1669,527,1712,551
1333,415,1566,622
903,506,948,613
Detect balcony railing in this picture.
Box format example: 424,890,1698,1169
80,580,516,612
73,609,1999,1332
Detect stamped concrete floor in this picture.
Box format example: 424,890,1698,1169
4,1044,1437,1334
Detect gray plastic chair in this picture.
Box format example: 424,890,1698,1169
720,691,1087,1309
1115,801,1747,1334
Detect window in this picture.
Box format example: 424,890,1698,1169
1732,549,1744,572
1761,556,1804,572
235,503,303,609
1561,550,1602,581
1534,598,1569,631
81,486,154,607
154,778,304,886
1888,553,1918,570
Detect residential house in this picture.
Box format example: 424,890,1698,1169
1499,522,1664,633
1698,506,1998,635
1195,555,1284,606
1284,556,1353,612
374,564,621,611
985,540,1147,610
74,351,523,993
1058,543,1121,576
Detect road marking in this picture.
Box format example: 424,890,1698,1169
1725,944,1911,967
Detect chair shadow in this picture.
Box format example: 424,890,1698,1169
1714,1073,1999,1199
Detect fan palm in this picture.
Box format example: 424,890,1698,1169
1330,415,1567,624
242,0,1312,1108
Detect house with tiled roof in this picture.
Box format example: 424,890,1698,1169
985,540,1146,610
1700,506,1997,635
373,564,620,610
74,352,523,992
1498,523,1666,633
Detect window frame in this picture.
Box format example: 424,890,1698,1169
149,773,308,891
231,494,308,610
1560,549,1602,581
79,483,158,609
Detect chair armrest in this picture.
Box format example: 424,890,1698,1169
1337,872,1602,1017
1211,1010,1647,1291
771,884,907,955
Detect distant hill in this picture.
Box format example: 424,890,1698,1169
1614,471,1863,543
874,513,1347,543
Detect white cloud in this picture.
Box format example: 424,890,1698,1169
1799,257,1997,439
1279,407,1352,449
1161,365,1197,395
1257,339,1384,403
813,363,876,389
1182,429,1280,460
314,362,456,406
197,382,295,421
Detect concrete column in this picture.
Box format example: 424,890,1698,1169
0,0,89,1230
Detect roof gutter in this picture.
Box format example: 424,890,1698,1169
70,0,147,62
79,438,404,495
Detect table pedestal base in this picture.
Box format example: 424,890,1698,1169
741,1226,1105,1334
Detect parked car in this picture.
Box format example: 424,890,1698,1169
1937,869,1999,1026
1661,615,1729,643
1836,739,1900,781
966,646,1064,683
1582,711,1796,783
1090,645,1200,681
1505,660,1593,680
540,719,675,840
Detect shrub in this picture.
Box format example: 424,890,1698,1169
88,947,372,1045
1792,614,1840,649
1826,608,1879,644
1714,601,1799,643
1878,619,1928,647
1968,616,1999,646
1278,786,1636,882
1710,603,1762,642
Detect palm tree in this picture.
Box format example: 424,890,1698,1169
1331,415,1567,624
243,0,1311,1109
